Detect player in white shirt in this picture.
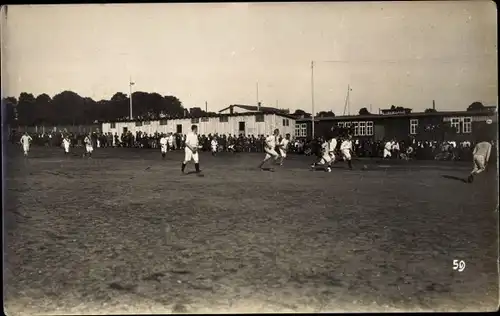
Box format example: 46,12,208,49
340,135,354,170
167,133,175,151
62,136,71,155
383,140,393,159
211,137,218,156
20,132,33,157
277,133,291,166
311,135,337,172
83,134,93,158
182,125,202,175
159,134,168,159
467,141,493,183
258,129,280,171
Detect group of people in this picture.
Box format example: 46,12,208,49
13,127,493,182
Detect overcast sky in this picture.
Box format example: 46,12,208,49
2,1,497,114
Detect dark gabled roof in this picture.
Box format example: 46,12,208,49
295,109,497,122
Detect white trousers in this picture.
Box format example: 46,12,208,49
342,149,352,161
383,149,391,158
184,148,199,163
279,149,287,158
264,147,279,160
86,145,94,153
23,145,29,154
321,152,333,164
472,155,486,174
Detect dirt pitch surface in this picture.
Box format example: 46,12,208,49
3,146,499,314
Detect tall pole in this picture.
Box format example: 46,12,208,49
129,77,134,120
205,101,208,113
343,84,351,116
311,61,315,139
256,82,259,105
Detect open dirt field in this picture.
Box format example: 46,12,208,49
3,146,499,314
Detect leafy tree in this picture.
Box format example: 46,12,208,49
317,110,335,118
292,109,312,118
467,101,485,112
358,107,370,115
424,108,437,113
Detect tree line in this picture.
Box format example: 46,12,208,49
2,89,490,127
2,91,219,126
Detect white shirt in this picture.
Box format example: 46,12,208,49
265,135,277,149
85,136,92,146
384,142,392,151
63,138,71,147
280,138,289,151
160,137,168,147
167,135,174,144
211,139,218,147
340,140,352,151
474,141,492,161
328,138,337,153
185,132,199,150
20,135,32,146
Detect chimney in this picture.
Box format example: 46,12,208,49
257,102,262,112
432,100,436,110
230,106,234,115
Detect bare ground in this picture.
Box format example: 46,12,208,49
3,146,499,314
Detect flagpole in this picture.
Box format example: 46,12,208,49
129,77,134,120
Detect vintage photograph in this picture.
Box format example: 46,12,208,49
2,1,498,314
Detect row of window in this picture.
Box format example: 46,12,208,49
295,117,474,138
337,121,374,136
111,115,291,128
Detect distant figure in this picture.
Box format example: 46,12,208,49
311,134,337,172
258,129,280,171
62,136,71,155
160,134,168,159
211,137,218,156
83,133,93,158
20,132,32,157
467,141,492,183
340,135,354,170
277,133,291,166
182,125,202,175
383,140,392,159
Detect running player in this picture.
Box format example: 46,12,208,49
467,140,492,183
160,133,168,159
258,129,280,171
311,134,337,172
83,133,93,158
277,133,291,166
182,125,202,175
20,132,32,157
211,137,218,156
340,135,354,170
62,135,71,155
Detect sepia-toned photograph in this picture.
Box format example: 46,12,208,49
2,1,498,314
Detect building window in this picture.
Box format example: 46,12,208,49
345,122,352,128
337,122,345,128
135,121,142,127
353,122,360,136
144,121,151,125
463,117,472,133
191,118,199,124
451,117,460,133
176,124,182,134
219,116,229,123
160,119,168,125
255,114,265,122
282,118,290,126
358,121,366,136
410,119,418,135
239,122,245,132
366,121,374,136
295,123,307,137
201,117,209,122
110,122,116,129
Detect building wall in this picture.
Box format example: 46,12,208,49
102,114,295,138
296,112,497,142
